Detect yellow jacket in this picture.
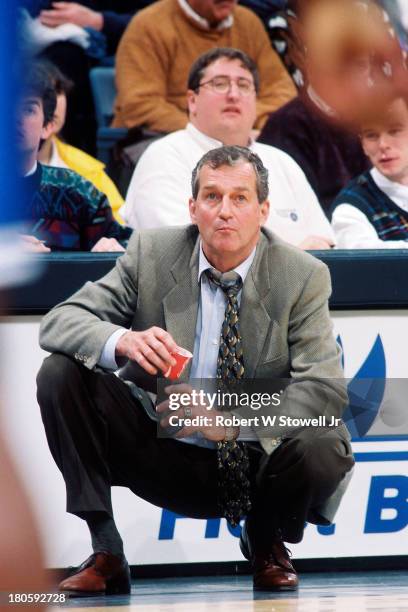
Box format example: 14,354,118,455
54,137,124,223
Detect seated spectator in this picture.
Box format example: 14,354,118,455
121,48,334,250
331,97,408,248
17,61,132,252
19,1,151,152
36,60,124,222
112,0,296,134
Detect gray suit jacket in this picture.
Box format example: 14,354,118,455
40,225,353,522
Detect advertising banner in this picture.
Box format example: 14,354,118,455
1,312,407,566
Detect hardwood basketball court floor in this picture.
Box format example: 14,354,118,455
54,570,408,611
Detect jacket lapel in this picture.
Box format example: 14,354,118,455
240,234,273,378
162,231,200,378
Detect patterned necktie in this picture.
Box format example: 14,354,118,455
205,268,252,527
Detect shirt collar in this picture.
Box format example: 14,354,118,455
186,122,254,149
370,166,408,199
24,160,37,177
49,137,68,169
178,0,234,31
198,241,257,284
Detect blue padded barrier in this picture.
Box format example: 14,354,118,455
5,249,408,314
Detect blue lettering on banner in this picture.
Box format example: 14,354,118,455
159,510,333,540
158,510,187,540
364,475,408,533
317,524,336,535
159,511,242,540
204,519,220,539
303,522,336,535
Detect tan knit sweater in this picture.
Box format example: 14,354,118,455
113,0,296,132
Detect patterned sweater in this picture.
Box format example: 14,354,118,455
331,171,408,242
22,164,132,251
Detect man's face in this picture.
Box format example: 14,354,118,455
187,58,257,144
361,98,408,184
187,0,237,25
15,96,52,155
189,161,269,271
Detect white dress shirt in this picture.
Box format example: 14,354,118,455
121,123,334,247
185,244,257,446
25,161,38,177
332,167,408,249
190,243,255,379
48,139,69,169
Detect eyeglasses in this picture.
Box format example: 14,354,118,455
198,76,255,96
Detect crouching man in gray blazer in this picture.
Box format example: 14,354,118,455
37,146,354,596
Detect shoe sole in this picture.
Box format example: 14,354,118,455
254,583,299,591
60,586,131,598
60,590,106,598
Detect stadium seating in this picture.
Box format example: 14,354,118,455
89,67,128,164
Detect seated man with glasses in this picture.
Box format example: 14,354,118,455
112,0,296,133
121,48,334,250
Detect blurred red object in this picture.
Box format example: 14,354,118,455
299,0,408,125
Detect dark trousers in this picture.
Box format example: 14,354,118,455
37,354,354,545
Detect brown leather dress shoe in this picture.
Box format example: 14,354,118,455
58,552,131,597
240,523,299,591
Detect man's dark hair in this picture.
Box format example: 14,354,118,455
38,59,74,96
19,60,57,126
187,48,260,93
191,146,269,203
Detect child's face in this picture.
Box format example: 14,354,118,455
16,96,52,154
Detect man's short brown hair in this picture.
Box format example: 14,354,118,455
191,145,269,203
187,48,260,93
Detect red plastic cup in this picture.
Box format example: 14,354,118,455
165,346,193,380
